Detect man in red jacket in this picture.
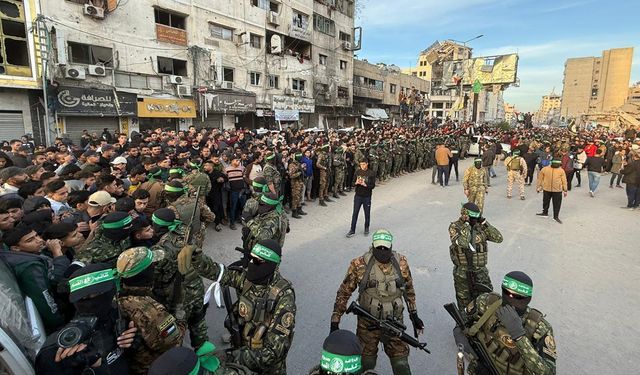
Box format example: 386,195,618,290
584,140,597,158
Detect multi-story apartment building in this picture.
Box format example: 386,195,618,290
560,47,633,119
39,0,356,143
535,90,561,125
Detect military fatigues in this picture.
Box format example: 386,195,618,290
194,257,296,375
168,193,215,249
244,210,289,252
242,196,260,225
377,145,387,181
463,166,489,212
368,148,379,181
316,151,330,201
288,159,304,211
76,227,131,267
332,151,346,196
448,219,503,309
184,170,212,195
332,250,417,370
152,225,208,348
263,163,282,195
119,287,185,375
504,156,527,199
465,293,557,375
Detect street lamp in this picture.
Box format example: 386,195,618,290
451,34,484,47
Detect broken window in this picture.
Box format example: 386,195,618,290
154,8,186,29
157,56,187,76
223,67,234,82
313,13,335,36
68,42,113,67
292,78,305,91
338,86,349,99
292,9,309,29
268,74,279,88
0,0,30,76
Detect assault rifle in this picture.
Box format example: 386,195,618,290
222,286,242,349
443,303,500,375
346,302,430,354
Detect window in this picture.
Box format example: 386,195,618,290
591,88,598,97
339,31,351,42
390,84,397,94
292,10,309,29
249,72,261,86
319,54,327,65
483,58,495,66
157,57,187,76
251,0,279,12
292,78,305,91
68,42,113,67
210,23,233,41
340,60,347,70
154,8,186,29
268,74,279,89
269,1,279,12
223,67,234,82
313,14,335,36
338,86,349,99
250,34,262,48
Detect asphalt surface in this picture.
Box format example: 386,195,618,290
202,158,640,374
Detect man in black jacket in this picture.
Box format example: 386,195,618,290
346,159,375,238
621,151,640,209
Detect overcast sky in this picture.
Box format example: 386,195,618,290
355,0,640,112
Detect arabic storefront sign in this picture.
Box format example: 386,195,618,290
202,91,256,114
272,95,315,113
156,24,188,46
275,110,299,121
289,25,312,41
137,98,197,118
56,87,137,116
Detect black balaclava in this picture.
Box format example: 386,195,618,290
74,288,116,322
102,211,133,242
373,246,392,264
462,202,481,226
320,329,363,375
501,271,533,315
152,208,176,240
474,158,482,169
123,264,156,288
246,239,281,286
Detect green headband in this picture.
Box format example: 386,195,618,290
295,153,303,158
148,169,162,177
152,213,182,232
551,160,561,164
102,215,133,229
165,185,187,193
187,341,220,375
502,276,533,297
320,350,362,374
69,269,117,293
266,154,275,161
372,232,393,243
261,194,282,206
169,168,185,175
251,243,281,264
189,162,202,171
119,248,153,278
474,158,482,162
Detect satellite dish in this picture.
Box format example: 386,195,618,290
270,35,282,54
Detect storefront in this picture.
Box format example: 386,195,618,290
272,95,315,129
197,90,256,130
136,97,197,133
55,86,137,144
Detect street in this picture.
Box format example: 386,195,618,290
202,158,640,374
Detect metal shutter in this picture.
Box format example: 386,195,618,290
0,111,25,142
64,117,119,145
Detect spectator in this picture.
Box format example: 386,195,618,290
131,189,150,218
0,166,28,198
621,151,640,209
584,150,605,197
225,155,246,230
609,148,624,188
346,159,375,237
18,180,44,200
435,142,453,187
536,159,568,224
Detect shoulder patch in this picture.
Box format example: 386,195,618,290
281,312,294,328
542,335,557,360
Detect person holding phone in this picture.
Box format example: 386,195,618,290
346,159,376,238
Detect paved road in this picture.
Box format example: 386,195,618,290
202,158,639,374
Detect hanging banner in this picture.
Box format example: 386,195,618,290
275,109,299,121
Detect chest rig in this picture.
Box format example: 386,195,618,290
357,251,407,320
450,223,489,269
237,277,291,349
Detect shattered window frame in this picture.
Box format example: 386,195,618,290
0,0,31,77
68,41,114,67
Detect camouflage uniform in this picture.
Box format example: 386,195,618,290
448,219,503,309
244,209,289,251
368,147,379,181
263,162,281,195
288,159,304,211
184,169,212,195
76,226,131,267
385,144,394,178
168,192,215,249
316,150,330,201
119,287,185,375
152,225,208,348
194,257,296,375
242,196,261,225
377,144,386,181
332,150,346,196
465,293,557,375
416,140,424,171
463,166,489,212
407,141,417,172
331,249,417,367
504,156,527,199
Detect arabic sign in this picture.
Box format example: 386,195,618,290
55,86,137,116
275,110,299,121
156,24,188,46
272,95,315,113
203,91,256,114
137,98,197,118
289,25,312,41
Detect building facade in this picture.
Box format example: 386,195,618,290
535,90,561,125
560,47,634,119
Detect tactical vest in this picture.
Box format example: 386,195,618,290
507,157,523,171
237,277,293,349
450,223,489,268
357,251,406,320
472,294,545,375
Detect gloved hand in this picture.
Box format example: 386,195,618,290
496,305,526,340
177,245,197,275
330,322,339,333
409,311,424,335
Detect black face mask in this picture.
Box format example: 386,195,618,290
502,288,531,315
74,288,116,322
246,260,277,285
468,217,479,226
104,227,132,242
124,265,156,288
373,246,392,264
474,162,482,169
152,224,169,240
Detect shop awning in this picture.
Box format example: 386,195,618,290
361,115,377,121
365,108,389,120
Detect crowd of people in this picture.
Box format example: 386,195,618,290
0,120,638,375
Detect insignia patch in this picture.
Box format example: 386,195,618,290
158,316,176,332
500,334,517,349
239,301,249,318
275,324,290,336
543,335,557,359
281,312,294,328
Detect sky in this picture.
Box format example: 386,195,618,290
355,0,640,112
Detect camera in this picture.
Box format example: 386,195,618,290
57,316,98,349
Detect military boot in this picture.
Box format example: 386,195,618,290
292,210,301,219
390,356,411,375
339,191,347,196
319,199,327,207
361,355,377,371
297,207,307,215
333,193,340,199
325,196,333,202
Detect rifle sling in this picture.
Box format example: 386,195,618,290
468,299,502,337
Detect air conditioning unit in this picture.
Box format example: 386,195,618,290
65,65,86,80
88,64,106,76
301,91,308,98
284,88,293,95
83,4,105,19
342,41,352,51
268,12,280,25
222,81,233,89
177,84,192,96
169,75,184,84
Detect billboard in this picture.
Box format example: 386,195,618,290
442,53,518,87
